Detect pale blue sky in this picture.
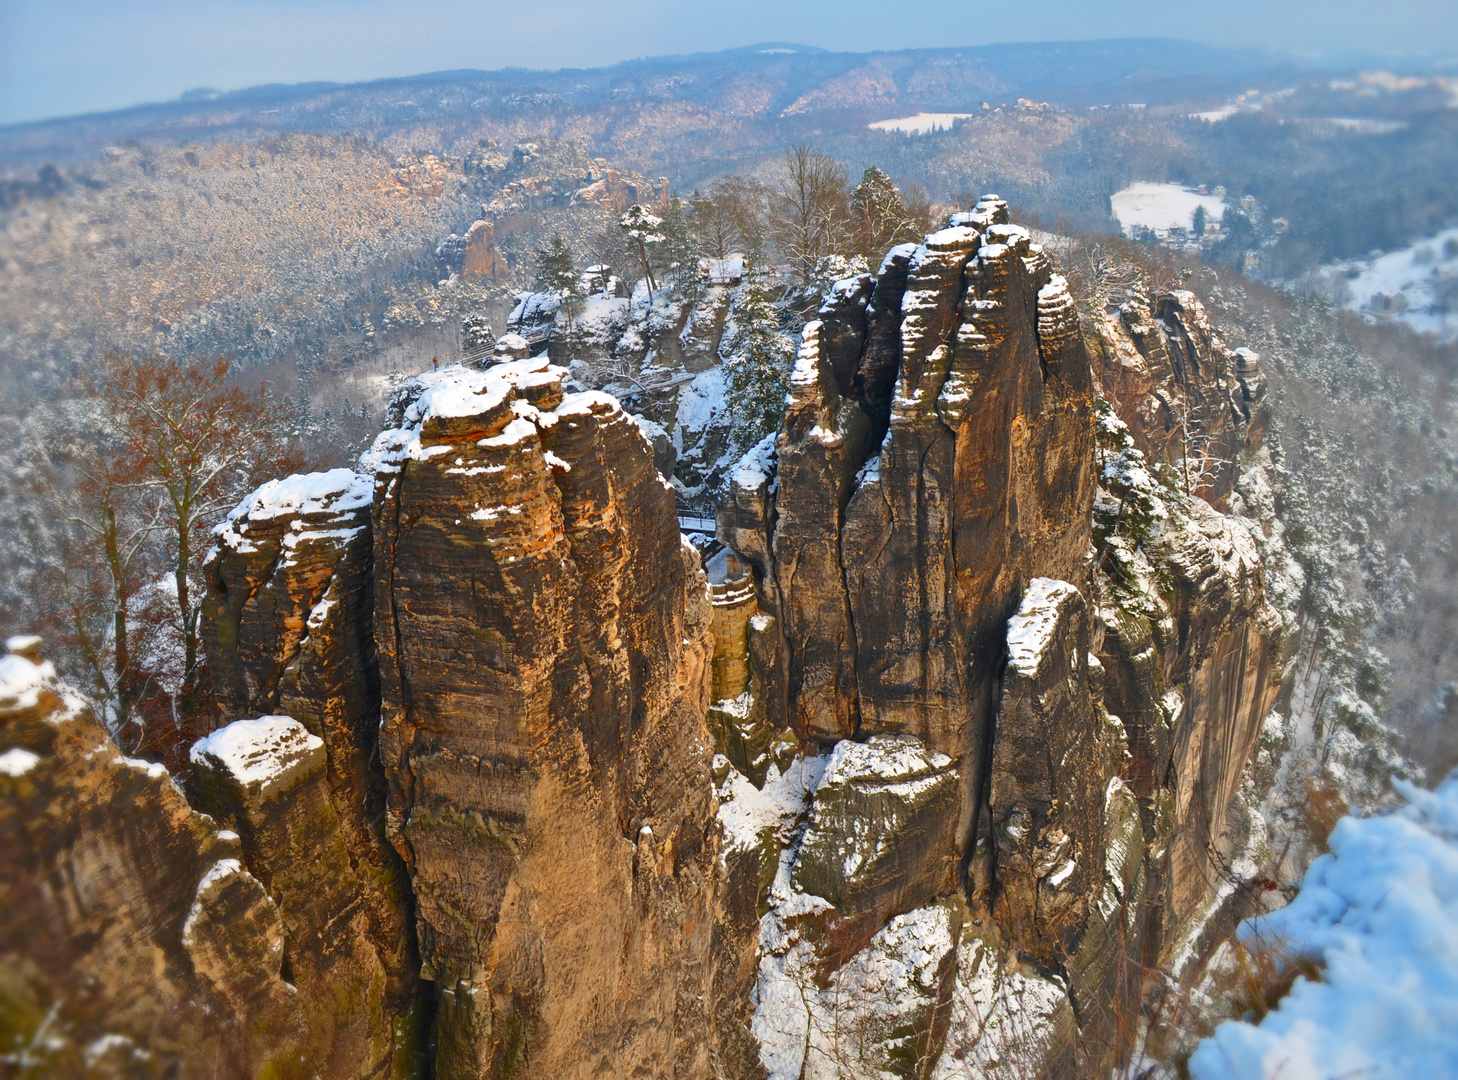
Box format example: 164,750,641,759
1,0,1454,126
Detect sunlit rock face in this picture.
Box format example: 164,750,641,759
365,359,723,1078
3,194,1290,1080
202,467,418,1017
724,198,1287,1079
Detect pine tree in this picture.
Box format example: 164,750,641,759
461,313,496,366
534,235,578,294
660,195,702,299
620,204,664,295
722,264,796,451
534,235,583,359
850,166,918,259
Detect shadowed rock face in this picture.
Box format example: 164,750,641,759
792,734,959,949
722,202,1288,1078
727,200,1098,855
201,467,417,1013
1096,288,1269,508
367,359,721,1078
1096,500,1284,948
988,579,1105,963
0,651,318,1076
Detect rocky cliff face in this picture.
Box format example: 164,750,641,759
202,468,419,1021
0,642,387,1077
716,199,1287,1077
3,199,1292,1080
365,358,722,1078
1093,287,1269,508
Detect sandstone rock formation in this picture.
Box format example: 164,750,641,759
0,644,353,1076
1093,287,1269,507
202,468,418,1017
3,196,1293,1080
717,198,1287,1077
366,359,723,1078
190,715,401,1077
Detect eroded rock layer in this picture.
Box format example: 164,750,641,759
721,199,1288,1078
0,648,377,1077
366,359,722,1078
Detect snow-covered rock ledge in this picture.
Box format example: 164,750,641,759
1190,771,1458,1079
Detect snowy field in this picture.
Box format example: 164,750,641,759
1110,182,1228,237
868,112,973,135
1313,226,1458,339
1190,772,1458,1079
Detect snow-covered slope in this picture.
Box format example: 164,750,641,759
1190,772,1458,1079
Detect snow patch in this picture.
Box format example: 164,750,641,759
181,858,244,947
1190,771,1458,1079
0,748,41,776
1111,182,1227,237
1006,578,1080,676
226,468,372,524
869,112,973,135
190,715,323,795
0,653,57,713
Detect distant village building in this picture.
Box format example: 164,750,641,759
704,256,746,286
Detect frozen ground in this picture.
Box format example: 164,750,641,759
1110,182,1227,237
1189,771,1458,1079
1311,226,1458,340
868,112,974,135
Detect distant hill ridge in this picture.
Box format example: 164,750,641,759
0,38,1306,164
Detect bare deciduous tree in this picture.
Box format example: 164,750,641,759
769,145,853,286
100,352,300,714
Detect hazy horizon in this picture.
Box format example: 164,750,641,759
2,0,1456,127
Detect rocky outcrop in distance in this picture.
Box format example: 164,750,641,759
1,200,1290,1080
716,197,1287,1076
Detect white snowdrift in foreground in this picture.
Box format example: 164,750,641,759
1190,772,1458,1079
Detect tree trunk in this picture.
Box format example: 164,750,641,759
103,500,131,731
637,239,657,295
176,510,196,697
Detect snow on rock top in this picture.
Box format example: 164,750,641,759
414,372,512,421
226,468,373,524
878,242,920,275
190,715,325,800
1189,771,1458,1080
732,433,778,494
0,748,41,777
1006,578,1082,677
0,653,58,714
716,754,829,854
821,733,952,787
361,359,573,474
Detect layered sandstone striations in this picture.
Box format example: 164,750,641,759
189,715,403,1077
0,645,348,1076
202,468,418,1018
366,359,723,1078
720,199,1287,1078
